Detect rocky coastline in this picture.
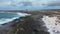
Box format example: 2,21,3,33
0,10,60,34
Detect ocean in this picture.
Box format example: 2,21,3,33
0,12,30,24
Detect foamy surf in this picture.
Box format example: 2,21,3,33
17,13,31,17
42,16,60,34
0,12,31,25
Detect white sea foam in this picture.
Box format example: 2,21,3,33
42,16,60,34
17,12,31,17
0,12,31,25
0,18,14,24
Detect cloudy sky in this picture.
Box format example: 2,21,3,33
0,0,60,10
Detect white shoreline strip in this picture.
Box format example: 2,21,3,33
42,16,60,34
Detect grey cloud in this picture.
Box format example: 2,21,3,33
11,1,32,7
48,3,60,6
0,0,60,10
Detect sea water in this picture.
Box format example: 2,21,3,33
0,12,31,24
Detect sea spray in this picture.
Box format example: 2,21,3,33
42,16,60,34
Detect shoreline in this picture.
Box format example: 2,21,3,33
0,10,60,34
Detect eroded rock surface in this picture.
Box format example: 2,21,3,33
0,10,60,34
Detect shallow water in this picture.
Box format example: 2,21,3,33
0,12,31,24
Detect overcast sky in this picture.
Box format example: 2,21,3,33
0,0,60,10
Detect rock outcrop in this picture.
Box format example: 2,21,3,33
0,13,50,34
0,10,60,34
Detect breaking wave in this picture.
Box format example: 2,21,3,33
0,12,31,24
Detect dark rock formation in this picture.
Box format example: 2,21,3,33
13,15,50,34
0,14,50,34
0,10,60,34
2,10,60,34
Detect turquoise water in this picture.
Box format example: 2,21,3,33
0,12,19,19
0,12,30,24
